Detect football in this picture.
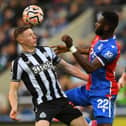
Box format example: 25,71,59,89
22,5,44,25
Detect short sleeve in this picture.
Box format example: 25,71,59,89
51,49,61,65
11,58,23,82
97,46,118,66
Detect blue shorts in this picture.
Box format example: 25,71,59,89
65,86,117,124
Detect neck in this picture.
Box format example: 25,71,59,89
101,33,113,40
22,45,35,53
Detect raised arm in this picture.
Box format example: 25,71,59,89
61,35,103,73
8,81,21,120
58,59,89,81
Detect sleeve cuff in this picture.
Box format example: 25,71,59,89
11,80,21,82
96,56,105,66
53,56,61,65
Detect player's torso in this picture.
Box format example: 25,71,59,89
18,47,66,104
86,36,120,96
19,48,55,77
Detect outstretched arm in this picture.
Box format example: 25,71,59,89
59,59,89,81
51,45,90,55
61,35,103,73
8,82,20,120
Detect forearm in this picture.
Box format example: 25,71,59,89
77,47,90,55
65,65,89,81
59,59,89,81
72,52,97,73
53,45,90,55
9,89,18,110
61,35,101,73
118,72,126,89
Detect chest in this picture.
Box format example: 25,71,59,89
21,53,54,75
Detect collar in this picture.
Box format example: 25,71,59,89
99,35,116,42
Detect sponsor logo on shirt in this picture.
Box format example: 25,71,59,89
32,61,54,74
104,51,113,59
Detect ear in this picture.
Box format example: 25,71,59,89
17,35,24,44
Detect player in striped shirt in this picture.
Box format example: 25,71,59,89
8,25,89,126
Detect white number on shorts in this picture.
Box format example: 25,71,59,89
97,99,109,112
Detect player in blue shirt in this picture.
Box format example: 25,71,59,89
59,11,120,126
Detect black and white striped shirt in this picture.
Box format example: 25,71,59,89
11,46,66,105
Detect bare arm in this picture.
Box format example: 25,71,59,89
8,81,20,120
77,47,90,55
59,59,89,81
118,72,126,89
51,45,90,55
72,52,103,73
61,35,103,73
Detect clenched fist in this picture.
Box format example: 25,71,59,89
61,35,73,48
9,108,20,121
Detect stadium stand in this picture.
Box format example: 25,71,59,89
0,0,126,125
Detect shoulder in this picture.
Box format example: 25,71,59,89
110,40,118,52
102,40,118,52
36,46,50,50
12,56,21,64
101,42,119,59
11,56,21,68
36,46,52,52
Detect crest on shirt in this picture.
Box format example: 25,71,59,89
39,112,47,118
104,51,113,59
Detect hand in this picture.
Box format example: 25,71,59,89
50,45,69,54
118,72,126,89
9,109,20,121
61,35,73,48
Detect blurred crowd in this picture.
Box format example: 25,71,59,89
0,0,126,73
0,0,126,121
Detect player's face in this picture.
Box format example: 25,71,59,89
21,28,37,47
95,17,107,36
